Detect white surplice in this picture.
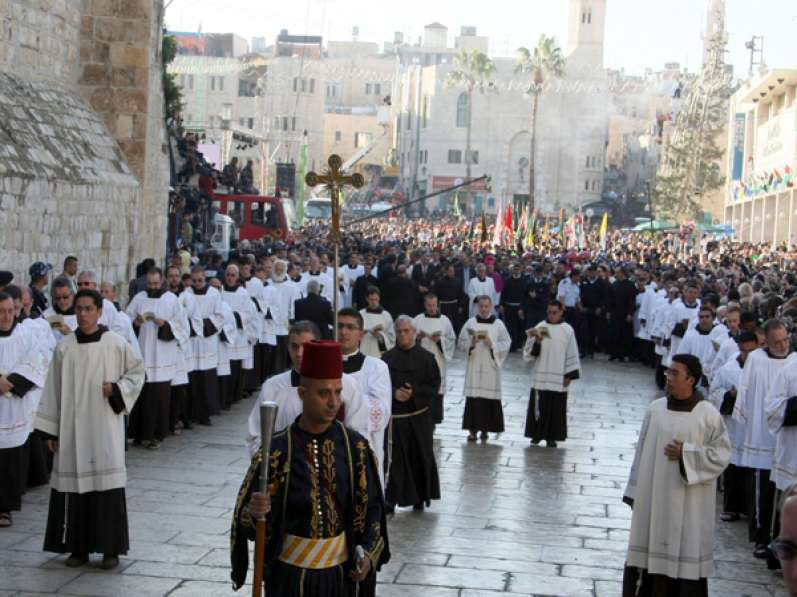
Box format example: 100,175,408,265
678,325,728,381
343,351,392,489
624,398,730,581
733,348,797,470
263,278,299,339
466,277,498,318
458,317,511,400
341,264,364,308
126,291,189,383
0,324,48,449
664,299,701,367
413,313,456,396
184,286,225,371
220,286,258,367
765,361,797,490
360,308,395,358
34,331,145,493
522,320,580,393
708,356,743,465
42,308,77,344
245,370,367,457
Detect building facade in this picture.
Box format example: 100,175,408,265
724,69,797,244
393,0,610,215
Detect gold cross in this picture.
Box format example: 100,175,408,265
305,154,365,243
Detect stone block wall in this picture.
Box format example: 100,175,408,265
0,71,141,287
78,0,168,270
0,0,82,86
0,0,168,294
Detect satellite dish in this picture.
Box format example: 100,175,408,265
586,208,594,218
454,178,464,186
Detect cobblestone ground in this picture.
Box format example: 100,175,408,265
0,354,787,596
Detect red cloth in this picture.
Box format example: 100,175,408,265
300,340,343,379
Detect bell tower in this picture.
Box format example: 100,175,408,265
566,0,607,68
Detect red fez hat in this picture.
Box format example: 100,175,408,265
299,340,343,379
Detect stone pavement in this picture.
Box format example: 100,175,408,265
0,354,787,596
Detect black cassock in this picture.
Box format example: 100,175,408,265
381,344,441,507
231,421,389,597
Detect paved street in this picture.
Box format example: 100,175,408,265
0,354,788,596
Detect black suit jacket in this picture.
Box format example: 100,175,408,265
352,274,379,311
411,263,437,290
294,294,334,339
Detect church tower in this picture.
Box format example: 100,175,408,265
566,0,607,68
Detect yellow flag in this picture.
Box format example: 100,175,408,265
599,212,609,250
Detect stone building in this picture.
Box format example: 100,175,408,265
171,33,396,194
0,0,168,292
393,0,610,215
724,68,797,243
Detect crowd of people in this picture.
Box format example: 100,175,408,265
3,218,797,595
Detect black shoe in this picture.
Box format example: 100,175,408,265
182,422,193,430
199,419,212,426
530,439,541,446
65,553,88,567
384,502,395,515
466,433,477,442
101,554,119,570
753,544,769,559
546,441,558,448
608,356,618,362
413,503,425,511
479,431,489,441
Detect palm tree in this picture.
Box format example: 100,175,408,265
515,35,565,213
446,50,497,207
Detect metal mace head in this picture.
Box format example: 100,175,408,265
258,401,279,494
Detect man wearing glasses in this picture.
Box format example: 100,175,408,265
771,485,797,595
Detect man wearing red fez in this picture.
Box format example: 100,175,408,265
231,340,390,597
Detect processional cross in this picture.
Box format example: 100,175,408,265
305,154,365,339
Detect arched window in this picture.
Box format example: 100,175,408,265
456,93,470,128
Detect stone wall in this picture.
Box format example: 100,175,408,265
0,0,81,87
78,0,168,271
0,0,168,293
0,71,141,285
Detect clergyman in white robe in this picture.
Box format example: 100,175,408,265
522,317,580,446
458,314,511,437
623,391,730,594
360,307,395,358
413,311,456,424
0,319,48,521
734,345,797,548
35,325,145,558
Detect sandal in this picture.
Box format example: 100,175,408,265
0,512,11,527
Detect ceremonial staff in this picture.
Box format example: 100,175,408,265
252,402,279,597
305,155,365,340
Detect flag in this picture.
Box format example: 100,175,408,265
468,218,475,239
599,212,608,251
480,211,488,243
525,209,537,249
453,192,461,216
559,208,566,245
493,198,504,247
505,203,514,246
576,207,584,247
517,206,527,237
295,134,309,227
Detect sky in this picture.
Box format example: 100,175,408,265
165,0,795,76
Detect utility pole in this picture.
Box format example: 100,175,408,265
745,36,764,77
